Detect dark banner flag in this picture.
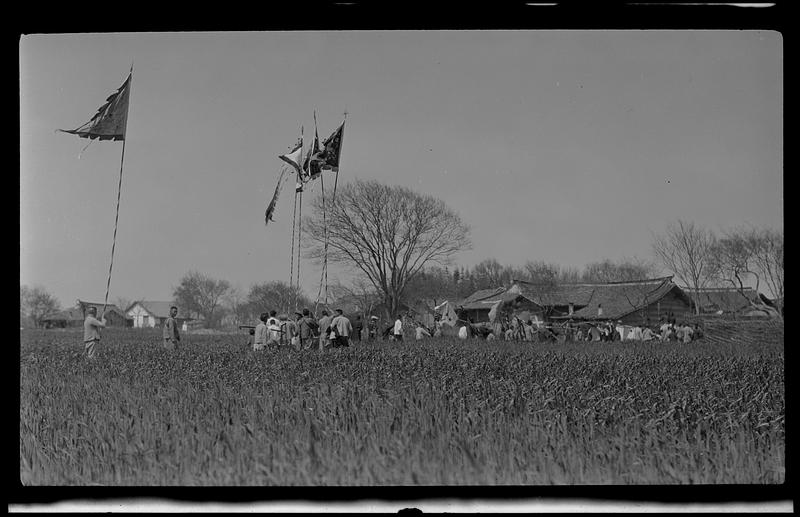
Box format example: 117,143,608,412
317,122,345,172
59,72,131,141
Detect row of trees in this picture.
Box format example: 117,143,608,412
21,181,782,328
300,180,781,319
653,220,783,315
20,285,61,328
171,272,312,329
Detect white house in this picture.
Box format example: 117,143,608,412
126,301,195,330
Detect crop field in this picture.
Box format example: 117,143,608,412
20,327,784,485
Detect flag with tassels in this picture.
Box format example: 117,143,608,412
317,121,344,172
58,72,131,141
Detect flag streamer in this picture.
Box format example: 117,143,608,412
265,166,289,226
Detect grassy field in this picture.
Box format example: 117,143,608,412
19,327,784,485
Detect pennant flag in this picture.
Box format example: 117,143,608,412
265,167,289,226
279,135,304,175
317,122,345,172
59,72,131,141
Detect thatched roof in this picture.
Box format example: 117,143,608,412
569,277,691,320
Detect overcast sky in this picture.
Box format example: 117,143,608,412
20,31,782,307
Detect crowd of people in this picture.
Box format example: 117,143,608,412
478,314,704,344
79,303,705,361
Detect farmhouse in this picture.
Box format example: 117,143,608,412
459,276,694,326
564,277,693,325
126,301,195,330
455,287,507,323
41,300,131,328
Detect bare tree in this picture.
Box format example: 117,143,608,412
22,285,61,328
404,266,461,306
652,220,718,315
173,271,231,328
471,259,513,289
113,296,133,313
523,260,562,287
710,227,781,318
246,281,311,317
750,228,783,314
20,285,30,326
328,277,383,319
223,285,251,327
303,179,471,319
582,257,661,283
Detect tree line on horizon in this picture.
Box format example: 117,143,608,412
21,180,783,328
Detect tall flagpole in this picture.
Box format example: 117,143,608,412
315,171,328,314
101,67,133,319
296,189,302,314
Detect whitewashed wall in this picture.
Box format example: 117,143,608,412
127,304,156,328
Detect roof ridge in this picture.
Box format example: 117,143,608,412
681,286,756,291
513,276,673,287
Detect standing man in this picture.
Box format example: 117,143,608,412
332,308,353,347
253,312,269,351
318,310,332,350
163,306,181,350
291,312,303,350
266,310,280,345
83,306,106,360
278,314,297,349
368,316,378,341
393,314,404,342
415,321,431,341
353,315,363,343
298,308,317,350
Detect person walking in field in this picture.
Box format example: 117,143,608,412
318,310,332,350
163,306,181,350
331,308,353,347
368,316,378,341
415,322,431,341
253,312,268,351
692,323,704,341
83,305,106,360
277,314,296,349
298,308,317,350
393,314,404,342
524,320,536,341
681,322,694,344
353,315,363,343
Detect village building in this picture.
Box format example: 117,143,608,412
562,277,694,325
125,301,196,331
455,287,508,323
684,286,777,317
457,276,695,326
41,300,131,328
